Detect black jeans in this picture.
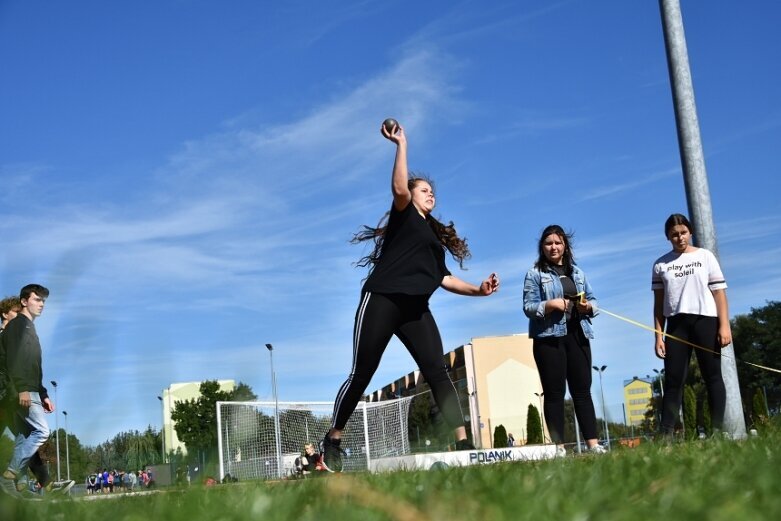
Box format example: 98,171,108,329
533,326,599,443
331,292,464,430
661,313,726,432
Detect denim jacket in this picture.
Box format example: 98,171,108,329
522,264,598,339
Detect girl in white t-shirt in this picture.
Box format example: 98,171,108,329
651,213,731,435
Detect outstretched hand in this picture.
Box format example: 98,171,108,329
479,273,500,295
381,122,406,146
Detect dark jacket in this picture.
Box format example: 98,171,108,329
1,314,48,397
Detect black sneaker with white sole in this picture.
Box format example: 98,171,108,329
320,435,345,473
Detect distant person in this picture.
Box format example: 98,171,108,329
0,285,75,498
126,470,137,491
320,122,500,472
523,226,606,457
294,443,324,477
86,472,98,495
507,433,515,447
652,213,730,436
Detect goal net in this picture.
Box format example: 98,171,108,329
216,397,413,480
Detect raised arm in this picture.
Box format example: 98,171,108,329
381,122,411,211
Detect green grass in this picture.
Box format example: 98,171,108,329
3,430,780,521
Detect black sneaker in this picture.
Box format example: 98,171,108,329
455,439,475,451
320,436,345,473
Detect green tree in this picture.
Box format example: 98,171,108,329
230,382,258,402
733,301,781,416
408,394,435,451
683,385,697,439
493,424,508,448
171,381,231,455
526,404,543,445
752,388,769,430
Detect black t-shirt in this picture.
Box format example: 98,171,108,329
362,202,451,296
552,265,581,325
551,265,577,298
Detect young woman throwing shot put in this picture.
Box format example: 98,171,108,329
320,121,500,472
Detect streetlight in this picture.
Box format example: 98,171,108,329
62,411,70,480
50,380,61,481
592,366,610,450
653,368,665,398
534,392,546,442
265,344,282,479
157,395,166,462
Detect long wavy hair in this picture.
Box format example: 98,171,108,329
352,175,471,270
534,224,576,274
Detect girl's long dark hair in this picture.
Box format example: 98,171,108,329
352,176,471,270
534,224,576,274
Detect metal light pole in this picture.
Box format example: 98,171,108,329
592,366,610,450
659,0,745,438
534,392,545,442
653,368,665,398
62,411,70,481
50,380,61,481
157,395,166,462
265,344,282,479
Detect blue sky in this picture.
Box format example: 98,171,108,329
1,1,779,447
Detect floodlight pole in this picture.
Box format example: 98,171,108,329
157,395,166,462
62,411,70,481
51,380,61,481
653,368,665,398
659,0,745,438
534,392,546,443
592,366,610,450
266,343,282,479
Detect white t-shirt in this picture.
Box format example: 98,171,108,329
651,247,727,318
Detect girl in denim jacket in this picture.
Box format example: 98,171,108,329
523,225,605,456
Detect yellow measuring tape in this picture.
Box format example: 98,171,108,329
599,308,781,375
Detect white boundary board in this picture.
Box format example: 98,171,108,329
369,444,557,472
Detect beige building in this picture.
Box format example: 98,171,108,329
160,379,235,456
369,333,547,448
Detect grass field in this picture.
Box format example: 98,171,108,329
2,428,779,521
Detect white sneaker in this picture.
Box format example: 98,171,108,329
555,446,567,458
46,480,75,495
587,444,607,454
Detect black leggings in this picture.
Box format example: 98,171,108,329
533,327,599,444
661,313,726,432
331,292,464,431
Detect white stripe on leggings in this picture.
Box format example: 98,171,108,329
332,292,372,426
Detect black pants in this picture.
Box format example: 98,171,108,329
533,326,598,444
331,292,464,430
661,313,726,432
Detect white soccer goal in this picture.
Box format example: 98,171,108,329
216,398,413,480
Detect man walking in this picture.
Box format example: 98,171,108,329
0,284,73,498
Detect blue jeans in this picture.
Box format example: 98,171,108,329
7,392,50,476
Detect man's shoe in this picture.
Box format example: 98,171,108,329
320,436,344,473
555,446,567,458
45,479,75,495
18,488,43,501
0,472,22,499
455,439,475,451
